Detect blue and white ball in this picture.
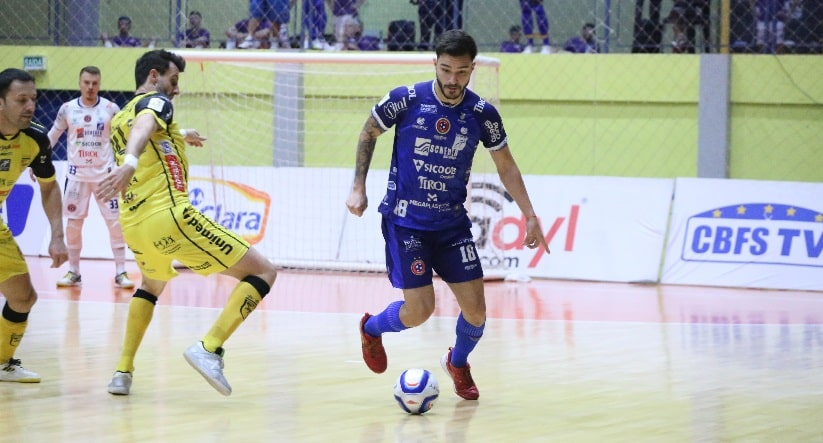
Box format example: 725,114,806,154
393,368,439,414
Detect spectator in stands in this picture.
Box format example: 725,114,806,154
329,0,367,50
237,0,295,49
303,0,330,49
563,22,599,53
754,0,807,53
444,0,464,30
226,16,273,49
665,0,711,53
101,16,156,48
340,16,380,50
782,0,809,52
177,10,211,48
754,0,783,53
520,0,551,54
412,0,444,51
500,25,526,52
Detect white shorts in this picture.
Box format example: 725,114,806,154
63,178,120,221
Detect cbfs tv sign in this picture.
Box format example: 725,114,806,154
682,203,823,268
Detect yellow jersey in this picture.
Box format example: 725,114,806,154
110,92,189,228
0,122,56,205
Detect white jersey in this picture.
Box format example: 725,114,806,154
49,97,120,182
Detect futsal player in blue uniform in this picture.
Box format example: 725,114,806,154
346,30,549,400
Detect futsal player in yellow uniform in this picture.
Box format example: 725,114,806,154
98,50,278,396
0,68,69,382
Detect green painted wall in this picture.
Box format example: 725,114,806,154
1,46,821,182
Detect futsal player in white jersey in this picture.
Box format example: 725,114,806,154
49,66,134,289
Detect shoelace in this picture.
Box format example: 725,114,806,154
4,358,22,369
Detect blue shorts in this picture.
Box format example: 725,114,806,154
382,218,483,289
250,0,291,24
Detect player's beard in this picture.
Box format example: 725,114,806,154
436,78,465,103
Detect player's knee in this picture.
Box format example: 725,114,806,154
6,286,38,311
403,299,435,326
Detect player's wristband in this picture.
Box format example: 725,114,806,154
123,154,139,169
179,129,189,137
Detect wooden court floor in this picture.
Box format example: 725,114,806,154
2,256,822,442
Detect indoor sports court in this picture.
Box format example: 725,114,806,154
4,256,821,442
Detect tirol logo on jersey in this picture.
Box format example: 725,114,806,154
681,203,823,268
188,177,271,245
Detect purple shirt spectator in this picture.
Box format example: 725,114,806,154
500,41,525,52
111,35,142,47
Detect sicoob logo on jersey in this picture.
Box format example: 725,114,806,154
410,259,426,276
435,118,450,134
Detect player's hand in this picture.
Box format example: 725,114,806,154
181,129,207,147
523,216,550,253
346,189,368,217
98,164,135,202
48,238,69,268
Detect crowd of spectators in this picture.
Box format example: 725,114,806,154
94,1,821,54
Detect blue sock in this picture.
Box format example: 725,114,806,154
364,301,407,337
450,313,485,367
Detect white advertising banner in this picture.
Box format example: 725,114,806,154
0,162,135,259
1,176,50,256
8,165,673,284
484,175,674,282
662,178,823,291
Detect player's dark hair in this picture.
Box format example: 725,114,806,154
118,16,131,24
434,29,478,61
80,65,101,77
189,10,202,18
134,49,186,89
0,68,35,99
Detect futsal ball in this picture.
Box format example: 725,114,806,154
393,368,439,414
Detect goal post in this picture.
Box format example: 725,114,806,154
171,50,509,275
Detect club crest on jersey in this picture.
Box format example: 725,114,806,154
410,259,426,276
435,118,450,134
160,140,174,154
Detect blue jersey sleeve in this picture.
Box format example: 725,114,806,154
371,85,416,131
473,100,508,151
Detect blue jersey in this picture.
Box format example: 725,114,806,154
371,80,507,231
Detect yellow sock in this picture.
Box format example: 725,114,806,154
202,281,263,352
115,296,156,373
0,317,26,362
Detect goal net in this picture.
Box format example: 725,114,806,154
172,50,509,275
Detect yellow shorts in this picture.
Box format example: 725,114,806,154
0,221,28,282
124,205,250,281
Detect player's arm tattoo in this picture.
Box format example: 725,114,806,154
354,116,383,181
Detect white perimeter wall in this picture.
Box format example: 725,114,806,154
3,164,821,291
